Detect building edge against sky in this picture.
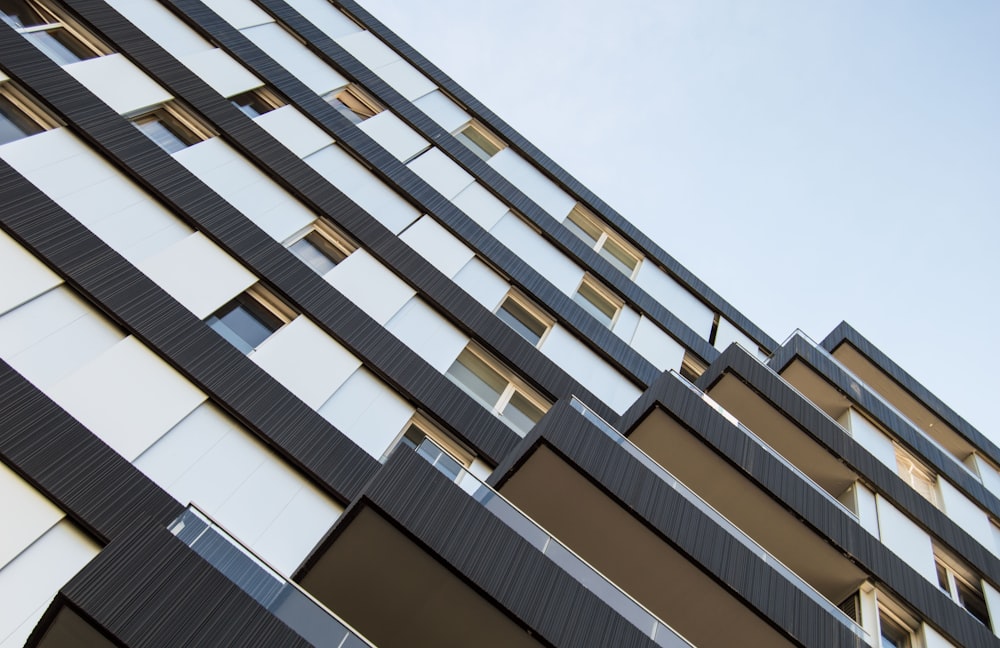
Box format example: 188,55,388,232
0,1,999,647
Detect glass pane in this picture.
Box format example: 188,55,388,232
289,234,339,276
565,209,602,245
496,298,546,346
208,296,282,353
599,237,639,276
455,125,500,162
0,93,44,145
132,115,189,154
230,90,274,118
574,282,617,327
447,350,505,407
957,579,990,625
502,391,546,435
0,0,48,28
24,28,94,65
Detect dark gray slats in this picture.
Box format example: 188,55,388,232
256,0,719,370
0,153,376,503
0,22,523,466
0,361,183,544
362,449,660,648
50,522,313,648
622,369,1000,648
822,321,1000,469
160,0,664,390
329,0,776,355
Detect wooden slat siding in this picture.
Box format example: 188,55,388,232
822,321,1000,469
153,0,666,389
57,0,622,431
327,0,777,355
0,361,184,544
0,21,524,467
31,523,313,648
619,366,1000,648
252,0,719,371
769,334,1000,528
489,401,858,648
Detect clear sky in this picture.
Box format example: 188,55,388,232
358,0,1000,441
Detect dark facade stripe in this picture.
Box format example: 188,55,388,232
252,0,720,369
822,321,1000,468
0,361,183,544
0,21,527,465
620,367,1000,648
331,0,776,354
154,0,669,386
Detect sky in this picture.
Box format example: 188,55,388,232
358,0,1000,441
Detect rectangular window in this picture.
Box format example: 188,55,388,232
229,87,283,118
128,103,212,154
286,220,354,276
0,83,53,146
1,0,107,65
453,120,505,162
206,285,294,354
564,204,643,278
322,84,382,124
574,276,622,328
894,445,939,507
495,292,552,347
393,417,473,482
935,551,990,626
878,611,911,648
446,346,549,436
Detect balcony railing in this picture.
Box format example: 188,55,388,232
169,506,376,648
568,398,872,646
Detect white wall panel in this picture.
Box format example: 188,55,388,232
489,212,584,295
407,148,474,200
357,110,429,163
305,145,421,234
318,368,415,459
634,263,715,340
613,305,640,342
853,482,881,538
48,336,207,461
375,59,436,101
0,464,63,570
384,297,468,373
0,521,99,648
972,455,1000,501
285,0,362,40
254,105,334,158
138,232,256,319
241,23,348,94
64,54,172,115
451,182,509,231
452,257,510,310
399,216,474,278
106,0,214,57
0,287,124,389
0,230,61,317
334,30,401,70
251,481,344,575
325,250,414,325
487,148,576,220
714,317,758,354
937,479,992,552
843,408,897,470
201,0,273,29
542,326,641,414
984,581,1000,638
179,48,263,98
875,494,937,583
629,317,685,372
922,623,959,648
3,130,116,201
251,316,362,408
414,90,470,133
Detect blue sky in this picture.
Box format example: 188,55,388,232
359,1,1000,440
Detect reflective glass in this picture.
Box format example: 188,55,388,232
447,350,505,406
0,93,43,145
496,298,546,346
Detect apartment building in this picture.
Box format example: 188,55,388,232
0,1,998,646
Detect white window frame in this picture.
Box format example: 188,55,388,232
494,290,553,348
564,203,643,279
877,605,914,648
574,275,623,329
452,119,506,162
935,549,991,627
322,84,383,124
285,219,356,275
894,445,939,507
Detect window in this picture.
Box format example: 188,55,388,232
128,103,211,154
0,0,106,65
453,120,505,161
322,84,382,124
495,292,552,347
286,220,354,276
574,276,622,328
878,610,911,648
679,351,707,383
393,417,473,482
936,552,990,626
0,83,54,145
229,87,283,118
564,204,643,278
206,285,294,354
894,445,939,507
446,346,549,436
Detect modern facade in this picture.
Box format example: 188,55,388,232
0,1,997,647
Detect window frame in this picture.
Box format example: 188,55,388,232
127,102,214,154
390,414,474,470
1,0,109,65
205,284,295,354
322,84,383,124
894,444,940,507
935,549,991,627
494,290,553,348
0,81,58,145
573,275,623,329
285,219,355,276
228,86,284,118
564,204,643,279
453,119,506,162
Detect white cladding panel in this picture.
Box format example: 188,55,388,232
138,232,257,319
47,336,206,461
0,230,61,316
542,325,641,414
629,317,685,372
714,317,758,354
634,263,715,340
487,148,576,220
0,521,99,648
490,212,584,295
984,581,1000,639
0,464,63,570
973,455,1000,500
253,104,334,158
844,409,897,470
407,148,474,200
201,0,273,29
613,304,640,342
334,30,402,70
305,145,421,234
105,0,214,57
452,257,510,310
134,403,343,574
451,182,509,231
179,48,263,98
922,623,960,648
318,368,415,459
357,110,429,163
853,482,881,538
414,90,470,134
399,216,474,278
325,250,415,325
875,494,937,583
284,0,362,40
0,287,124,389
251,316,362,409
937,479,992,553
375,59,436,101
63,54,172,115
385,297,468,373
241,23,348,94
175,138,315,242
